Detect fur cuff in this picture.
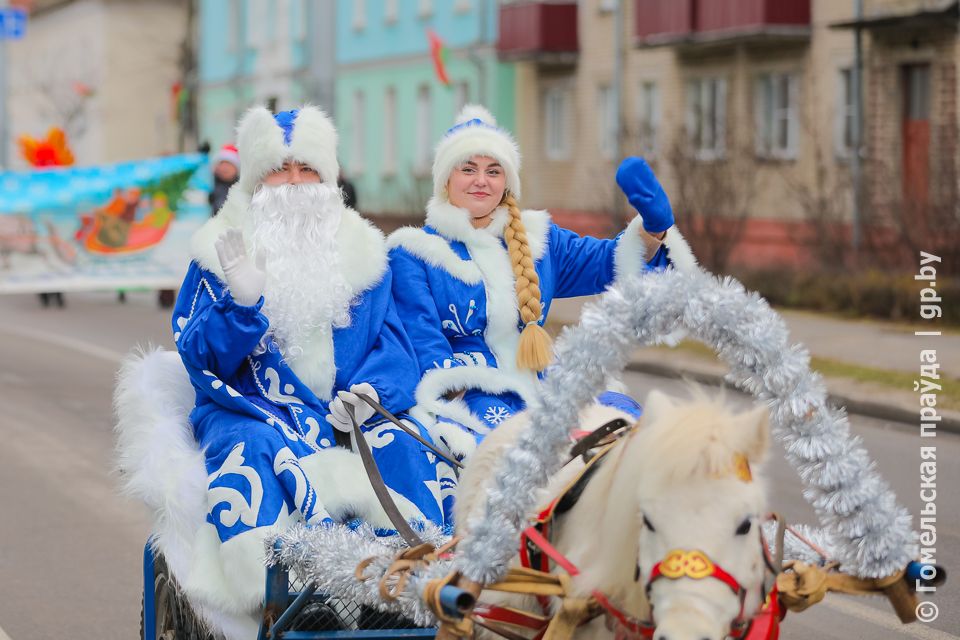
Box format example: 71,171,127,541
662,227,699,274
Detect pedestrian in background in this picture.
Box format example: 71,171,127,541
208,143,240,216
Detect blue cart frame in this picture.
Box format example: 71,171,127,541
141,539,461,640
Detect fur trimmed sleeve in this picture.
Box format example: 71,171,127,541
172,262,270,380
547,223,620,298
614,215,699,276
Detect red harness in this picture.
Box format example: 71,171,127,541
471,430,783,640
644,548,782,640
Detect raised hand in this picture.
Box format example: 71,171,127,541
615,157,674,235
215,228,266,306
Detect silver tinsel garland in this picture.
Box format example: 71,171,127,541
268,268,916,620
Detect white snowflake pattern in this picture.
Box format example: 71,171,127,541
484,406,512,425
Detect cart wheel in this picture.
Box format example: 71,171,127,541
142,554,213,640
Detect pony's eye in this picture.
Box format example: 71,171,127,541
736,518,752,536
642,514,656,532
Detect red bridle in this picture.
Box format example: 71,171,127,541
639,548,782,640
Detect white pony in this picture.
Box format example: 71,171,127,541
454,388,771,640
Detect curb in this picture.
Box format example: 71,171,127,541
625,360,960,436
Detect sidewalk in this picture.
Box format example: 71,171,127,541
547,296,960,433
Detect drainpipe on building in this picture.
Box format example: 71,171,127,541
178,0,199,153
612,0,626,230
470,0,490,106
0,0,9,169
851,0,863,253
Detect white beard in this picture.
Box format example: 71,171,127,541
246,183,353,363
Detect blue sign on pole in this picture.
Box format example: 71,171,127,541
0,7,27,40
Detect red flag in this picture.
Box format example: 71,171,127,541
427,30,450,86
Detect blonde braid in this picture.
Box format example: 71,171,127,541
502,193,553,372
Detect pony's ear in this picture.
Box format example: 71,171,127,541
735,404,770,463
642,389,675,423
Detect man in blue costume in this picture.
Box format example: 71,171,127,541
171,105,455,619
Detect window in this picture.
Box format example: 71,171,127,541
754,72,798,159
544,85,572,160
384,87,397,175
597,85,617,159
351,90,366,173
685,77,727,160
637,81,660,157
904,64,931,120
247,0,270,47
454,82,470,112
455,0,472,13
599,0,617,12
419,0,433,18
836,68,856,158
293,0,307,42
353,0,366,30
385,0,398,23
415,85,432,174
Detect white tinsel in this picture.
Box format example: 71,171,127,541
269,268,917,614
453,270,915,582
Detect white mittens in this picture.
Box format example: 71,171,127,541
326,383,380,433
215,228,266,307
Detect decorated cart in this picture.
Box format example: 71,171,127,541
119,265,944,640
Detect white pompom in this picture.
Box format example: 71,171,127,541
455,104,497,126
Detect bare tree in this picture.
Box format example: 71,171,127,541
23,49,97,141
781,128,855,268
666,137,758,273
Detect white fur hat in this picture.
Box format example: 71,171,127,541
433,104,521,200
235,105,340,193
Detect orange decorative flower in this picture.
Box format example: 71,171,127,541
19,127,75,167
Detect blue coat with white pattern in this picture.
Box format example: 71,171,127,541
387,200,689,457
174,193,455,554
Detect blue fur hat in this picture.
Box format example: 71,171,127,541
234,105,340,192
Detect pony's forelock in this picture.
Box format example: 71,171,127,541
635,388,758,492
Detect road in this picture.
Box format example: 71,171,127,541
0,291,956,640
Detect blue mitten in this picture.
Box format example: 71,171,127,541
615,157,674,234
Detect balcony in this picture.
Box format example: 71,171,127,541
831,0,958,32
498,1,578,64
635,0,811,48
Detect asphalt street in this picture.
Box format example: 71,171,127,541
0,291,955,640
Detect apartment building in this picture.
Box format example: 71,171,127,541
335,0,516,220
5,0,191,167
197,0,336,154
500,0,958,270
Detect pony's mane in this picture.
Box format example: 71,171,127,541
632,388,749,490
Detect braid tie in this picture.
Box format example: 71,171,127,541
503,194,553,372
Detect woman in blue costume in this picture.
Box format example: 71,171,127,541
170,106,456,619
388,106,698,458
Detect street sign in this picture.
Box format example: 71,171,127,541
0,7,27,40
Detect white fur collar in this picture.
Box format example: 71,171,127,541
421,198,550,261
190,188,387,295
389,200,553,395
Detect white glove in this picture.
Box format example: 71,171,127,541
215,228,266,307
325,383,380,433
